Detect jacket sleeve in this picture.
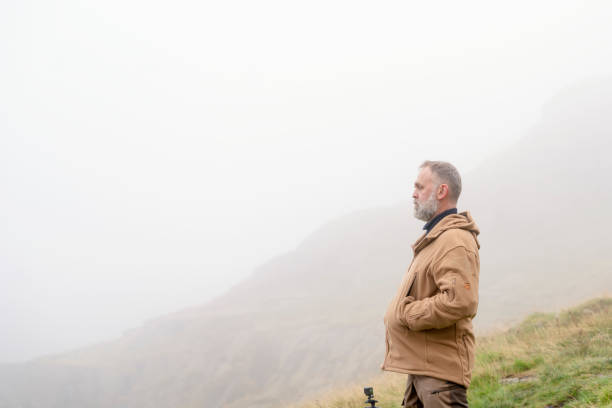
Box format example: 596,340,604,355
398,246,479,331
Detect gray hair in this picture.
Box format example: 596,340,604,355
419,160,462,202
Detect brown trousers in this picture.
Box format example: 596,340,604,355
402,374,468,408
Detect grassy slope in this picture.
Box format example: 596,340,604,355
291,297,612,408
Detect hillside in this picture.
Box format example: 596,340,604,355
461,78,612,330
0,78,611,408
291,297,612,408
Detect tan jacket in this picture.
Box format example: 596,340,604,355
382,211,480,387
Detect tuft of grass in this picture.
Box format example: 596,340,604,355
291,297,612,408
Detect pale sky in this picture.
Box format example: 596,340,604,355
2,0,612,362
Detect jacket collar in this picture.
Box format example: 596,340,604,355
412,211,480,254
423,208,458,233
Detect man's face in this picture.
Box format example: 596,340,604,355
413,167,439,222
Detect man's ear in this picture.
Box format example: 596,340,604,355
437,184,449,200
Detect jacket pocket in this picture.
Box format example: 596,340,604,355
406,271,417,297
425,325,456,368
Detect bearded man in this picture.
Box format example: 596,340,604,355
381,161,480,408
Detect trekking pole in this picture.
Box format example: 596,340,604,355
363,387,379,408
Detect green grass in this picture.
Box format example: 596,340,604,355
469,297,612,408
292,297,612,408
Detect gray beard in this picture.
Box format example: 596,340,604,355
414,192,438,222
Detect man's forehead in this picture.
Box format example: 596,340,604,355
415,167,433,183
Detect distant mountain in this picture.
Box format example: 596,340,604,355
463,77,612,329
1,78,611,408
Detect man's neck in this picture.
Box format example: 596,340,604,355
432,202,456,219
423,207,458,233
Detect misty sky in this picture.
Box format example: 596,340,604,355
2,0,612,362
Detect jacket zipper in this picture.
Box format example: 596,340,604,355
463,334,470,368
383,328,391,368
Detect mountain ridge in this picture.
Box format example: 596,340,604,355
1,78,611,408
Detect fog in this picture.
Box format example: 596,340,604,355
2,0,612,363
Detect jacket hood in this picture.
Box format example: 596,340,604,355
413,211,480,253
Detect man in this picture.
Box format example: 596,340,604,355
381,161,480,408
